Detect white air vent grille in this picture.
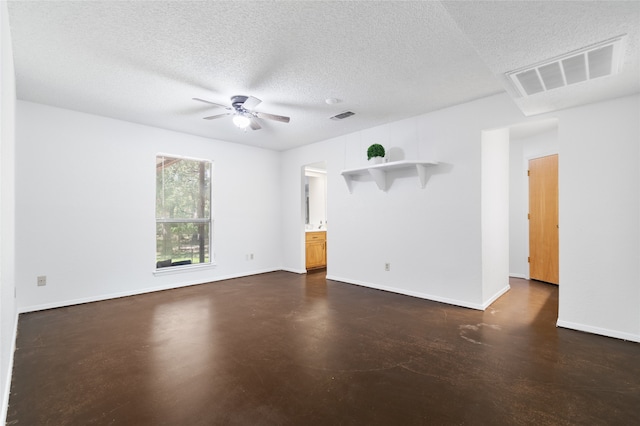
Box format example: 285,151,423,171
330,111,355,120
507,35,625,97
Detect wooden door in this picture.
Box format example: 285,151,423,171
529,155,559,284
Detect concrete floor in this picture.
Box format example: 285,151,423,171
6,271,640,425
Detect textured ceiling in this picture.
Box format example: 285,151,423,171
442,1,640,116
7,1,640,151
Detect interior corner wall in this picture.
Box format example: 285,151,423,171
481,128,510,306
281,93,525,309
15,101,283,312
282,92,639,341
556,94,640,342
0,1,18,422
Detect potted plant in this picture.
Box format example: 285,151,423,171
367,143,385,164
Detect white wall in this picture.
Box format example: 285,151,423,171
556,94,640,341
15,101,283,311
282,94,526,309
0,1,17,422
282,92,640,342
481,128,510,304
5,88,638,426
509,128,559,278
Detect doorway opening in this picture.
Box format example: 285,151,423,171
508,119,559,284
303,162,327,272
480,118,559,309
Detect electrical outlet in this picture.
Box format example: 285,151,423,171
37,275,47,286
385,263,390,271
250,253,254,260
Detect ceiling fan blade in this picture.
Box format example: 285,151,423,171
203,113,230,120
256,111,290,123
193,98,229,109
249,118,262,130
242,96,262,111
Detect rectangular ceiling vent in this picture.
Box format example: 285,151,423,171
330,111,355,121
506,35,625,97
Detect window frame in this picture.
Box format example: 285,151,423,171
154,153,215,274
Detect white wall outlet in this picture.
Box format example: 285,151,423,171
37,275,47,286
250,253,254,260
385,263,391,271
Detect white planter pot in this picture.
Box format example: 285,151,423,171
369,156,384,165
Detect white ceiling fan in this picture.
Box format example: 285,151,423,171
193,95,290,130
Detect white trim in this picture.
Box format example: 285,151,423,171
482,285,510,309
525,150,558,161
325,275,485,310
556,319,640,343
156,152,212,164
281,267,307,274
520,150,557,286
18,268,280,314
305,168,326,177
155,153,214,272
153,261,217,276
1,312,19,425
509,273,527,279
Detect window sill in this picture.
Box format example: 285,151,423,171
153,262,217,276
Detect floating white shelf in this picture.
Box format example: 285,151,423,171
341,160,438,192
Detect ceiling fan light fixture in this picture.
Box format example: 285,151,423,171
195,95,290,130
232,114,251,129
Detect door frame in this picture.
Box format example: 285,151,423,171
527,153,559,284
301,161,327,272
523,150,558,280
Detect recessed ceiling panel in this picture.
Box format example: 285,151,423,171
562,55,587,85
516,70,545,96
506,36,625,97
538,62,564,91
588,45,614,78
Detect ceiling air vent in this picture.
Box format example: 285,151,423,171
330,111,355,121
506,35,625,97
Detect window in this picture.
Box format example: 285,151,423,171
156,155,212,269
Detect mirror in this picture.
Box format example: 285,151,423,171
304,161,327,230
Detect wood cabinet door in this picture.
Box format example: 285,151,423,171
306,240,326,269
529,154,559,285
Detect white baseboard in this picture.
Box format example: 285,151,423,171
1,311,19,425
281,267,307,274
509,273,527,279
18,268,281,314
482,285,510,309
556,319,640,343
325,275,485,310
